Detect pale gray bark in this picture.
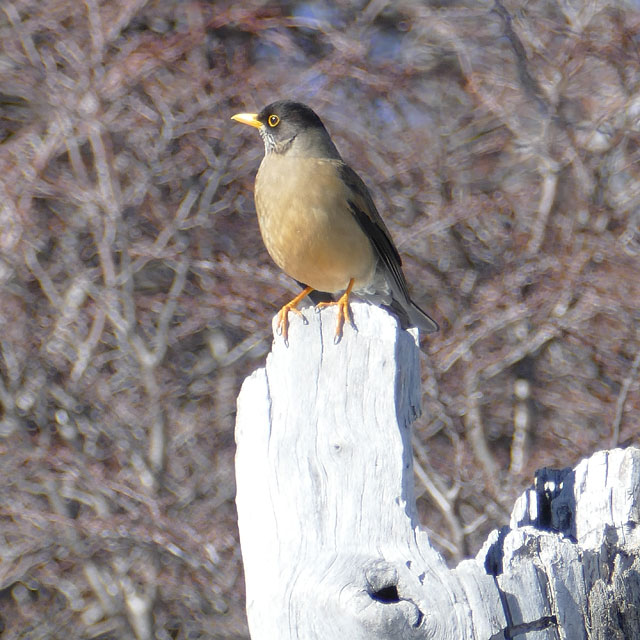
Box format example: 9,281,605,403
235,302,640,639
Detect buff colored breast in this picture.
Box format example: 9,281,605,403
254,155,376,294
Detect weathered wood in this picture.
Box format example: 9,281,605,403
235,302,640,639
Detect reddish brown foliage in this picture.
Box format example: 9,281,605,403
1,0,640,637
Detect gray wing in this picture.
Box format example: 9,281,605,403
337,162,439,333
337,163,411,302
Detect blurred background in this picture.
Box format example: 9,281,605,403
1,0,640,637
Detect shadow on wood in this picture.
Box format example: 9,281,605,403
235,302,640,639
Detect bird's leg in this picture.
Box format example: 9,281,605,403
315,278,356,344
276,286,313,346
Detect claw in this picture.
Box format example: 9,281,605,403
275,286,313,346
315,278,356,343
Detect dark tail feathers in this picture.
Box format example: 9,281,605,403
387,297,439,333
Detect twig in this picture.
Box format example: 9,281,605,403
526,161,559,255
611,347,640,447
413,436,464,561
463,363,500,494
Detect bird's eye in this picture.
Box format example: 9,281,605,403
268,114,280,127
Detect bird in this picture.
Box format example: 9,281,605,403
231,100,438,344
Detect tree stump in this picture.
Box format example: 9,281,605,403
235,302,640,639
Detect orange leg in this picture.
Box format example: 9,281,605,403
315,278,356,344
276,286,313,346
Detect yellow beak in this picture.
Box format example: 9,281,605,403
231,113,262,129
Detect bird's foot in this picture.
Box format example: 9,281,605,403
275,286,313,346
276,305,307,347
315,279,356,344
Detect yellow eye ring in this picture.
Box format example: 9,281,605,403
268,114,280,127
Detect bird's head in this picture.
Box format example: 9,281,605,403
232,100,341,159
